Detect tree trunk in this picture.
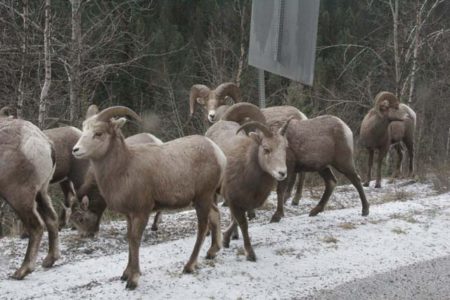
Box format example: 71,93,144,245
235,1,247,87
38,0,51,128
408,0,421,104
17,0,28,119
70,0,82,125
389,0,400,97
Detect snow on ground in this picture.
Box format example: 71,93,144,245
0,179,449,299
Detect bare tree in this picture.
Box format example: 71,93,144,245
38,0,51,128
69,0,82,125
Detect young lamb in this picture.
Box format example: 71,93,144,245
72,106,225,289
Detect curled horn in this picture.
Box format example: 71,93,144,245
279,117,294,136
96,106,142,123
0,106,13,117
215,82,241,104
221,103,266,125
189,84,211,116
374,91,400,112
85,104,99,119
237,121,273,137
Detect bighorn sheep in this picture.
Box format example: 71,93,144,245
0,118,60,279
0,106,14,119
70,131,164,235
189,82,241,123
359,91,416,188
206,103,291,261
276,116,370,218
210,103,308,223
72,106,225,289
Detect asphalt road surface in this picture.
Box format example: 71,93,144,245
306,255,450,300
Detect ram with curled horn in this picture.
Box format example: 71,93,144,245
189,82,241,123
72,105,225,289
360,91,416,188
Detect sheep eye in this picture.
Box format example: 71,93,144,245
94,132,103,138
263,148,271,154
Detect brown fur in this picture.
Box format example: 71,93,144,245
73,108,224,289
278,116,370,217
207,116,290,262
71,132,163,235
0,118,60,279
360,91,416,188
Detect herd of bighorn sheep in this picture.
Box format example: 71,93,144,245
0,84,416,289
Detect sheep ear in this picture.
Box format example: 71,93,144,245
196,97,206,105
112,117,127,129
249,132,262,144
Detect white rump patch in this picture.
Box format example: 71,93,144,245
205,137,227,180
147,133,163,145
400,104,416,126
338,119,354,152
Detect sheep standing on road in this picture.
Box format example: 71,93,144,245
0,118,60,279
72,106,225,289
360,91,416,188
207,103,291,261
277,115,370,218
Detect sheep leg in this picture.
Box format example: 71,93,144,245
151,211,162,231
247,209,256,220
391,144,403,178
292,171,305,205
122,213,149,290
183,200,209,273
363,149,374,187
223,219,238,248
404,138,415,177
36,190,61,268
345,171,370,216
309,168,337,216
206,203,222,259
58,180,75,230
284,172,297,202
9,193,44,279
375,149,388,188
271,176,290,223
231,205,256,261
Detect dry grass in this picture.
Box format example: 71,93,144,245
338,222,357,230
391,227,408,235
321,235,339,244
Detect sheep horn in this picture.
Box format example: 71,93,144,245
374,91,400,111
221,103,266,125
96,106,142,123
237,121,273,137
189,84,211,116
85,104,99,119
279,117,294,136
215,82,241,104
0,106,13,117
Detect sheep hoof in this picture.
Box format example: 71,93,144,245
247,211,256,220
11,267,32,280
246,253,257,262
150,225,158,231
374,183,381,188
182,264,195,274
363,182,370,187
42,253,60,268
362,208,370,216
125,280,138,290
270,214,282,223
291,199,300,206
309,206,323,216
231,232,239,240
